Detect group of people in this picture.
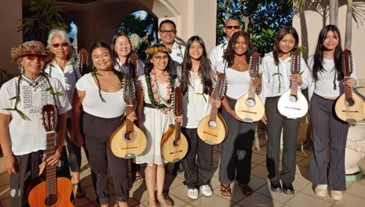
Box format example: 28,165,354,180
0,17,358,207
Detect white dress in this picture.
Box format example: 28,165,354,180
135,75,174,165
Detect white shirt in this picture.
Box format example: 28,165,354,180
0,76,71,155
209,42,227,70
216,61,251,99
307,55,357,100
44,60,81,117
75,73,126,118
167,41,185,65
260,52,310,103
182,71,214,128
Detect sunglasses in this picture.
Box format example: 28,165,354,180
226,25,240,30
24,54,46,61
52,43,69,48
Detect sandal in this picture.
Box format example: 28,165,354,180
156,194,173,207
238,183,253,196
72,182,86,198
220,183,232,197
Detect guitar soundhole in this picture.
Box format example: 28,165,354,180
245,98,256,107
173,140,180,147
123,131,135,142
346,98,355,106
289,95,297,103
208,120,217,128
45,194,58,206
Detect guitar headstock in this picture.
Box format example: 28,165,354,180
249,51,261,78
78,48,90,75
290,50,301,74
42,104,57,133
174,86,183,116
214,73,227,100
123,74,136,105
342,49,353,76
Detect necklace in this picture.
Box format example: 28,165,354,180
21,74,45,92
146,69,174,114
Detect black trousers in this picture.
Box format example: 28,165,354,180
265,96,300,185
181,127,213,189
219,98,256,184
83,112,129,204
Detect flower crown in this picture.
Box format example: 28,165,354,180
145,46,171,55
10,41,53,63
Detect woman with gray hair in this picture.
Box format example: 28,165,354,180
44,28,85,198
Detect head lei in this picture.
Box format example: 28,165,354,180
145,46,171,56
10,40,53,63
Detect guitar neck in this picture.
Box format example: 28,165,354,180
248,77,257,99
175,123,181,142
45,132,57,197
125,106,134,133
344,84,354,102
290,80,298,97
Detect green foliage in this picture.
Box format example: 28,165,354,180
217,0,293,55
19,0,67,43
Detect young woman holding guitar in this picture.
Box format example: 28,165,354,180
111,33,145,184
0,40,71,207
179,36,221,200
216,31,261,197
135,44,180,207
72,42,136,207
307,25,358,201
261,26,309,195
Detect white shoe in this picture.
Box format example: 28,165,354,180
200,185,213,197
187,188,199,200
314,184,328,197
330,190,344,201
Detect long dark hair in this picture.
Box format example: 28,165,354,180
90,41,124,101
144,43,176,78
273,26,299,65
111,33,140,80
312,25,343,81
180,36,214,95
223,31,251,67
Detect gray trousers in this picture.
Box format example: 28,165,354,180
265,96,300,185
219,98,256,184
181,127,213,189
307,94,349,191
83,112,129,204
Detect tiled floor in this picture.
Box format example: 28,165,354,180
1,120,365,207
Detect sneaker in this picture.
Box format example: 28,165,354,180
314,184,328,197
200,185,213,197
330,190,344,201
187,188,199,200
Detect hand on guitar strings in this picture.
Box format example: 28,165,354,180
261,114,267,125
290,74,303,86
251,77,261,88
126,111,137,122
46,146,62,166
4,155,18,174
343,77,356,88
174,115,183,125
210,99,222,108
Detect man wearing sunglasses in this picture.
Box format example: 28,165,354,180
209,18,241,70
159,19,186,65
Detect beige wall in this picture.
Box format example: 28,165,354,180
0,0,22,78
293,2,365,82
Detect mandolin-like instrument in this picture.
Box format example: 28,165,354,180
161,87,189,163
235,51,265,123
110,74,147,159
334,49,365,124
27,105,74,207
277,50,308,119
197,73,228,145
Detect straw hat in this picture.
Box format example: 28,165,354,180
10,40,53,63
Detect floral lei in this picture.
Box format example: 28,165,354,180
145,69,175,113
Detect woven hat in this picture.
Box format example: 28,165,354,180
10,40,53,63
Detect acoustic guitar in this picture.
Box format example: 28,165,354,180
235,51,265,123
27,105,74,207
335,49,365,124
161,87,189,163
110,74,147,159
78,48,89,75
197,73,228,145
277,50,308,119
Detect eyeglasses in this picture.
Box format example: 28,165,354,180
226,25,240,30
24,54,46,61
52,43,69,48
160,30,176,34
